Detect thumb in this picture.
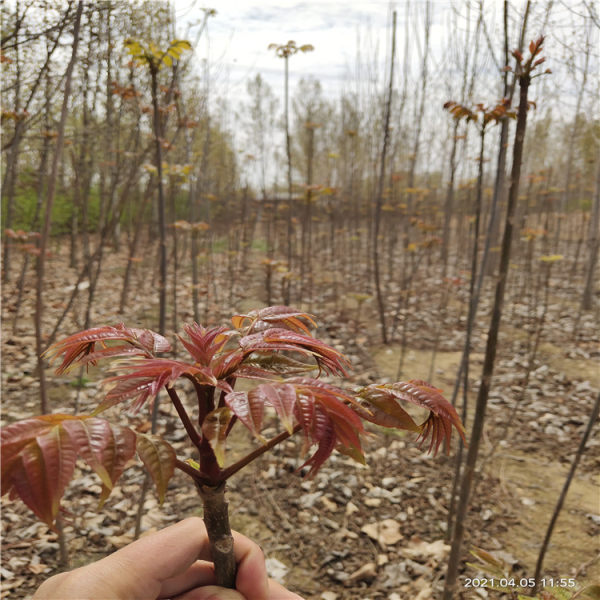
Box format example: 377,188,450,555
174,585,246,600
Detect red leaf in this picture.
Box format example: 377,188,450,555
294,393,316,444
229,364,281,381
211,349,244,379
18,426,76,526
98,377,156,413
136,433,176,504
94,421,137,506
224,391,266,440
298,407,337,477
283,379,366,476
239,329,349,376
315,394,363,452
290,377,361,408
61,418,119,489
66,346,151,372
178,324,234,366
130,327,172,354
1,419,53,478
1,415,136,526
99,358,217,412
45,324,171,374
241,352,317,377
356,386,422,431
232,305,317,335
261,383,296,433
358,380,465,454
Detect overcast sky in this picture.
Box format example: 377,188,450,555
166,0,594,186
174,0,393,98
170,1,597,116
173,0,530,100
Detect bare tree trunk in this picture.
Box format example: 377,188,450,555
196,483,236,588
557,23,590,248
183,121,201,323
11,68,52,335
581,161,600,310
119,181,153,313
2,4,22,284
446,127,487,539
134,56,171,541
284,54,293,304
406,0,430,198
300,120,316,304
168,175,180,340
400,0,430,267
445,71,530,448
443,50,534,600
432,3,480,377
485,0,530,276
69,12,96,270
373,10,397,344
441,119,460,268
149,63,168,336
34,0,83,413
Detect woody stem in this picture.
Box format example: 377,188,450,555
165,386,201,449
218,424,302,482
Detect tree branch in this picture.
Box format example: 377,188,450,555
218,424,302,482
165,386,201,449
174,458,210,482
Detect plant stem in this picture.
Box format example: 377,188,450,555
183,423,304,589
191,380,214,424
166,386,201,449
133,471,150,536
56,515,69,568
174,458,211,482
197,483,236,588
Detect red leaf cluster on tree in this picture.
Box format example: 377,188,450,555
1,306,465,528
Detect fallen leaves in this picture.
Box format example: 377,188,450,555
265,557,289,584
1,220,598,600
347,562,377,582
399,537,450,562
361,519,403,547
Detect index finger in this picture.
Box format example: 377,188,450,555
231,529,269,600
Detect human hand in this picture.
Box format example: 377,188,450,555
33,517,303,599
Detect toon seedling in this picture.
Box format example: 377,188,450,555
1,305,465,588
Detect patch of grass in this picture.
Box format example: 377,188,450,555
210,237,228,254
68,375,92,389
3,181,101,236
251,237,268,253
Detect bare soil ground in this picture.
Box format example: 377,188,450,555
1,239,598,599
